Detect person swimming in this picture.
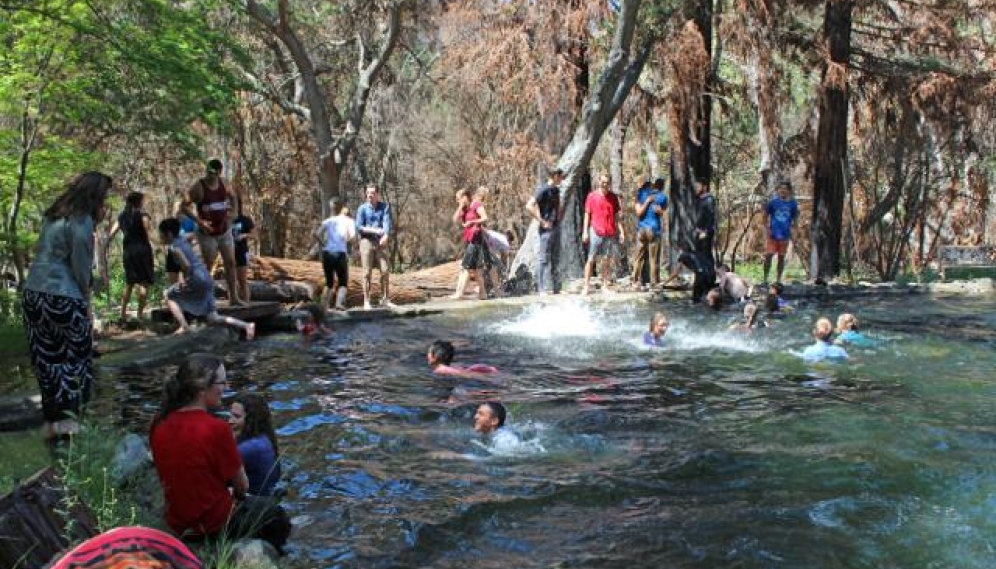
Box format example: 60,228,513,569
835,313,875,347
730,302,766,331
643,312,668,347
296,303,331,339
801,317,848,362
427,340,497,375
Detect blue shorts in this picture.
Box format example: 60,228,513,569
588,229,620,258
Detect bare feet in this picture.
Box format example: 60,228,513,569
173,326,191,336
229,299,246,307
580,287,590,296
448,294,463,300
246,322,256,341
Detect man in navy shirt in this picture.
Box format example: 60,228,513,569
526,168,566,294
355,183,394,309
763,180,799,285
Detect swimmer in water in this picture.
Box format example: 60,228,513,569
427,340,497,375
643,312,668,347
801,317,848,362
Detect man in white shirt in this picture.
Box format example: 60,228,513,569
314,197,357,311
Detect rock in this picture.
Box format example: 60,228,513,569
231,538,281,569
0,395,42,432
110,433,151,486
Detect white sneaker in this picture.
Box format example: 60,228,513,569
363,300,372,310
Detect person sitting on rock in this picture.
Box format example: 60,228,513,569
229,393,282,497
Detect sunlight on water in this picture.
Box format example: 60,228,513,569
664,319,769,353
489,297,634,338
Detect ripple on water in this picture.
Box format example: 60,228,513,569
276,413,346,436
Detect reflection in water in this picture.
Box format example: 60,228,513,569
83,296,996,568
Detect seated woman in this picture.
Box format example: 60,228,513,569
643,312,669,347
149,354,289,552
801,317,848,362
229,393,282,497
427,340,497,375
159,218,255,339
835,313,876,347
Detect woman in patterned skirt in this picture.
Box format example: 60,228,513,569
22,171,112,439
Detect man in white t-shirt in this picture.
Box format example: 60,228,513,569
314,197,357,310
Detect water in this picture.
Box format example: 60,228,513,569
89,295,996,567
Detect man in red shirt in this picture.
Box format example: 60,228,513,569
582,174,626,295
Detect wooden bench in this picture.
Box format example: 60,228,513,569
938,245,996,280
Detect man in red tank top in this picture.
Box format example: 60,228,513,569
184,159,243,305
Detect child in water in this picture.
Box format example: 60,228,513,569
835,313,874,347
801,317,848,362
427,340,497,375
729,302,766,331
296,303,332,339
643,312,669,347
159,218,255,339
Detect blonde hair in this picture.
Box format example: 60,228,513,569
836,313,857,333
744,303,758,326
813,317,834,342
473,186,490,200
649,312,668,332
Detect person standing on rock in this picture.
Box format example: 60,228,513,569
315,197,356,311
184,159,242,306
355,183,395,309
582,174,625,295
526,168,566,295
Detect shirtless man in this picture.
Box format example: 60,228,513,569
184,159,242,305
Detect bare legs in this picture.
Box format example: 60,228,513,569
237,266,250,303
168,299,255,340
120,284,149,320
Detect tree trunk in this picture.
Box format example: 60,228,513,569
7,108,37,289
507,0,654,289
809,0,852,282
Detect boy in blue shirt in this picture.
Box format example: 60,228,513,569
763,180,799,285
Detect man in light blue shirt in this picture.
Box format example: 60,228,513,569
355,183,394,309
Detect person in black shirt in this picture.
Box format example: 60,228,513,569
231,211,255,303
526,168,566,295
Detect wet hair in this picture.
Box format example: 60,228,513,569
482,401,506,428
306,303,324,323
744,303,758,326
207,159,223,173
649,312,668,333
706,288,723,310
153,353,224,427
158,217,181,239
233,393,279,456
44,171,113,221
429,340,454,365
813,317,834,342
836,313,858,333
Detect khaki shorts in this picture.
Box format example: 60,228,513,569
360,238,389,274
197,228,234,262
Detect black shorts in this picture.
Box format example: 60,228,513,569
462,243,483,270
322,251,348,288
235,246,249,268
165,249,180,273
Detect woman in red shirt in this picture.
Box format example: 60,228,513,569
450,187,498,300
150,354,289,552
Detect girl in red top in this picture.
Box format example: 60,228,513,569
149,354,289,551
450,187,495,300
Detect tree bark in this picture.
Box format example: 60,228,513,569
508,0,655,287
809,0,852,281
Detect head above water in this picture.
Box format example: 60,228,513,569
649,312,669,336
706,288,723,310
836,313,858,333
474,401,506,434
428,340,455,366
813,317,834,342
744,302,758,325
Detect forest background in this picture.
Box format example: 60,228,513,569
2,0,996,313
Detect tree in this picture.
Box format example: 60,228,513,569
240,0,403,217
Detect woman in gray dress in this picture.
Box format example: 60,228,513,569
22,171,112,439
158,218,255,339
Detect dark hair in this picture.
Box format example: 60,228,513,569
44,171,112,221
429,340,454,365
706,288,723,311
654,177,666,188
233,393,279,456
765,292,780,313
159,217,181,238
153,354,223,427
207,159,223,173
777,180,792,191
124,191,144,214
482,401,506,428
329,197,344,215
550,168,565,177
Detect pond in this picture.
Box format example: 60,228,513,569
85,294,996,567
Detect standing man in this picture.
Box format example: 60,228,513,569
185,159,242,305
526,168,566,295
355,183,394,309
693,179,716,283
762,180,799,285
631,176,668,289
582,174,626,295
316,197,356,311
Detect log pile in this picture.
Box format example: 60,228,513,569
215,256,438,305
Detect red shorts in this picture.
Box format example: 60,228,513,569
766,237,789,255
